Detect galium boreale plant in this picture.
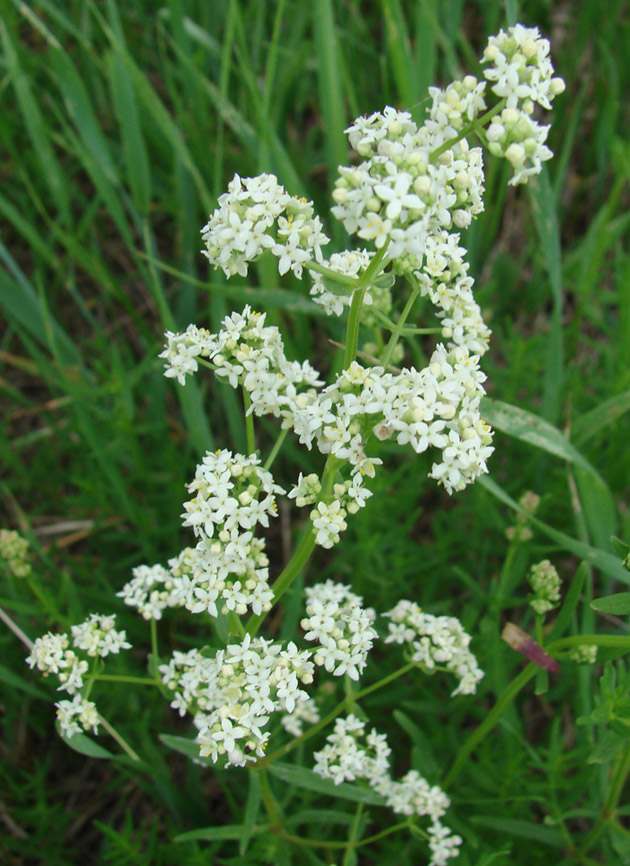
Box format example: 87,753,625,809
16,23,578,865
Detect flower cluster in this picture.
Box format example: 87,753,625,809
416,231,491,357
292,350,493,501
483,24,565,184
281,696,320,738
314,714,460,866
301,580,378,680
172,449,284,617
426,76,487,143
201,173,329,279
384,600,484,695
26,614,131,737
333,106,484,270
505,490,540,541
159,324,214,386
161,306,322,418
55,695,99,738
117,563,184,621
159,635,314,767
0,528,31,578
528,559,561,614
570,644,598,665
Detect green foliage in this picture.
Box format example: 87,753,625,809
1,1,630,865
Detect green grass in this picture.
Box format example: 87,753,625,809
1,0,630,864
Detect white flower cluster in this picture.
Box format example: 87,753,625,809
55,695,99,738
0,528,31,578
333,106,484,269
291,351,492,499
528,559,561,615
159,324,214,386
314,714,460,866
417,231,491,357
175,449,284,617
117,563,184,621
301,580,378,680
161,306,322,420
426,76,487,143
483,24,565,184
71,614,132,658
201,173,329,279
384,600,484,696
281,696,320,738
569,644,598,665
158,634,314,767
26,614,131,738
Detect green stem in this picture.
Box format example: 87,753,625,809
93,674,160,686
264,427,288,471
97,714,142,762
256,661,416,768
150,618,159,661
245,523,316,637
304,260,360,286
443,663,537,789
381,275,421,367
342,803,364,866
343,246,388,369
429,98,507,162
257,767,283,831
279,821,410,851
243,389,256,454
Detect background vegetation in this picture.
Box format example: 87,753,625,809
1,0,629,863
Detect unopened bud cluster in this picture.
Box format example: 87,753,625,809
0,528,31,578
528,560,561,615
506,490,540,541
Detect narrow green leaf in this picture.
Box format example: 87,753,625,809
550,563,587,640
49,48,118,184
0,250,80,366
479,477,630,584
106,48,152,212
1,22,70,223
381,0,417,109
574,465,618,553
591,593,630,615
587,730,627,764
175,824,247,843
286,809,354,826
240,770,261,854
57,724,115,759
0,663,50,700
482,398,598,476
470,815,564,847
612,537,630,559
572,390,630,445
268,762,383,805
528,166,564,424
159,733,210,763
313,0,347,190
